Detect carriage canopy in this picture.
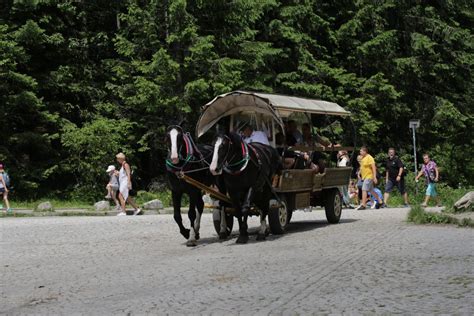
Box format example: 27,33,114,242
195,91,350,137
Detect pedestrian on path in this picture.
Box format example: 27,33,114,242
0,164,12,213
384,148,409,207
337,150,352,208
355,147,384,210
105,165,121,211
415,153,441,207
115,153,141,216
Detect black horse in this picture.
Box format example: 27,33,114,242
166,125,215,246
210,132,281,244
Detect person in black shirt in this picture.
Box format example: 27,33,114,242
384,148,409,207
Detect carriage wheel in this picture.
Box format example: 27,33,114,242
212,208,234,236
324,188,342,224
268,196,288,235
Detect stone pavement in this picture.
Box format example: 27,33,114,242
1,208,473,314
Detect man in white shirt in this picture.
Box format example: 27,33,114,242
242,125,270,145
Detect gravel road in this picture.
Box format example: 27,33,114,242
1,208,473,315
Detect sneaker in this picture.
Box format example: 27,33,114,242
133,208,142,216
381,203,387,208
371,203,376,209
117,211,127,216
421,203,427,207
402,204,409,208
6,208,13,214
355,205,366,210
115,205,122,211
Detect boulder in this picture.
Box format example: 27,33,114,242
94,200,110,212
143,199,164,210
36,201,54,212
454,191,474,212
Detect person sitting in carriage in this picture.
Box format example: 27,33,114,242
241,124,270,146
275,132,323,173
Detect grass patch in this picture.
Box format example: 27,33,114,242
0,212,32,218
13,199,91,209
407,205,474,228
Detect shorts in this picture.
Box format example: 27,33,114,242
385,178,406,194
0,188,5,194
426,183,437,197
362,179,374,191
111,185,119,192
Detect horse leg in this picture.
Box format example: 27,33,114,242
216,177,229,239
172,190,189,240
186,193,198,247
194,190,204,241
257,200,269,241
241,187,254,216
219,207,228,240
235,214,249,244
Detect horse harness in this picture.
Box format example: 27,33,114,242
166,132,209,174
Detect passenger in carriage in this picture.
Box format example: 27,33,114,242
241,124,270,146
301,123,332,147
275,132,323,173
288,120,303,144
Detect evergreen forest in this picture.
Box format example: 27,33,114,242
1,0,472,200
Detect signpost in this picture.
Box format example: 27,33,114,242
409,120,420,195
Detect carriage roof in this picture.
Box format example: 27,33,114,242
196,91,350,137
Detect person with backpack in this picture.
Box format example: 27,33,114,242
384,148,409,207
0,164,12,213
416,153,441,207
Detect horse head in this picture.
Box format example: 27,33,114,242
210,132,243,175
166,125,185,165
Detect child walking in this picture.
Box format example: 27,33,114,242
105,165,121,210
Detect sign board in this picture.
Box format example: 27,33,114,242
409,119,420,129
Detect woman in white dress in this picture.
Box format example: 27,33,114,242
116,153,141,216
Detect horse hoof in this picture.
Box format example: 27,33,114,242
195,232,200,240
180,229,190,240
256,233,266,241
236,235,249,244
186,240,197,247
219,232,227,240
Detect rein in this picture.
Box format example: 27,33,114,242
166,132,210,173
222,138,256,175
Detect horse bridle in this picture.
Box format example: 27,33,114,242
216,135,251,175
165,127,199,172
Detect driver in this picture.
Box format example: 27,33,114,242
241,124,270,145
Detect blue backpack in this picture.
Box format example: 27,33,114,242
2,172,10,187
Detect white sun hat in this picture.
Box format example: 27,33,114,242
106,165,116,173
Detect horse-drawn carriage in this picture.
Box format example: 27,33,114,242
167,91,353,245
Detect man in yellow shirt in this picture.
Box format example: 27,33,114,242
356,146,384,210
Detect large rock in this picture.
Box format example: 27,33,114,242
94,200,110,212
36,201,54,212
143,199,164,210
454,191,474,212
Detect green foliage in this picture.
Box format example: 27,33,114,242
407,205,474,228
61,117,134,200
0,0,472,199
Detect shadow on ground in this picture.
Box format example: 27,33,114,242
187,217,358,247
